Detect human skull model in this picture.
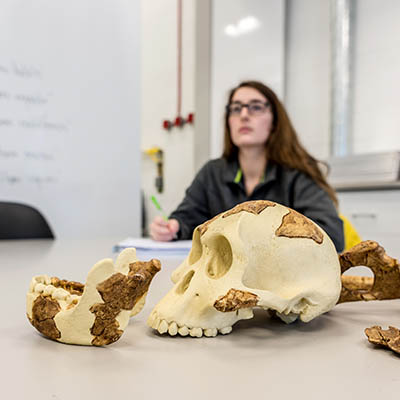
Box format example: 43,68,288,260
27,248,160,346
148,200,341,337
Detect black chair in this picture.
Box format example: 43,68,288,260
0,201,55,239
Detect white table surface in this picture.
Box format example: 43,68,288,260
1,238,399,399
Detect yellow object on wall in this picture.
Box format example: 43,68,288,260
143,147,164,193
339,214,362,251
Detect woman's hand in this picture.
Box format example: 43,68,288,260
150,217,180,241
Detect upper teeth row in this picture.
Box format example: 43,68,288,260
29,275,80,306
148,312,232,338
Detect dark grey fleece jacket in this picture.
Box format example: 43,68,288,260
169,158,344,252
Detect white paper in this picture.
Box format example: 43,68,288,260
113,237,192,254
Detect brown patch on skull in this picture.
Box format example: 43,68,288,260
90,259,161,346
275,210,323,244
199,200,276,236
30,295,61,340
50,277,84,296
214,288,259,312
338,240,400,303
223,200,276,219
365,326,400,355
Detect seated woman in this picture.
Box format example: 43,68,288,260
150,80,344,252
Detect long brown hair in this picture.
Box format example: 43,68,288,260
222,81,338,206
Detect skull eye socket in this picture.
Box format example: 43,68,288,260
206,235,232,279
188,228,202,265
176,270,195,294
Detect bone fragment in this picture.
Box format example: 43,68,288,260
27,253,161,346
91,259,161,345
275,210,323,244
338,240,400,303
30,295,61,340
214,288,259,312
365,326,400,355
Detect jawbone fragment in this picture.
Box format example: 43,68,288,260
27,248,160,346
365,326,400,355
338,240,400,303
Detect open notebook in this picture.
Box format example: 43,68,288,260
113,237,192,256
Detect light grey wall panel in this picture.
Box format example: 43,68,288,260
339,191,400,259
210,0,285,158
352,0,400,154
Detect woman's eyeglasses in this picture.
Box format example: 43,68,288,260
226,101,270,117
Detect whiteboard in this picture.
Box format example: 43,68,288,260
0,0,141,238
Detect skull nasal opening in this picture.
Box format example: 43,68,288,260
206,235,233,279
176,270,195,294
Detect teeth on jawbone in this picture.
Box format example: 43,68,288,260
189,327,203,338
52,288,70,301
219,326,232,335
178,326,189,336
35,275,50,285
152,318,223,338
168,322,178,336
34,283,46,293
204,328,218,337
156,321,221,338
158,320,169,334
43,285,56,296
29,278,81,310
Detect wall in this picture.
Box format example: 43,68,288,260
141,0,196,232
352,0,400,154
338,190,400,258
284,0,400,258
285,0,331,160
140,0,285,233
210,0,286,158
285,0,400,158
141,0,400,253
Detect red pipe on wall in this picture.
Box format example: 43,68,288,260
177,0,182,118
162,0,195,131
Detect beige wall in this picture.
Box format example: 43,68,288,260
141,0,196,232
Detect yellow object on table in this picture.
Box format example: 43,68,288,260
340,214,362,251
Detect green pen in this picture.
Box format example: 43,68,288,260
151,195,168,221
